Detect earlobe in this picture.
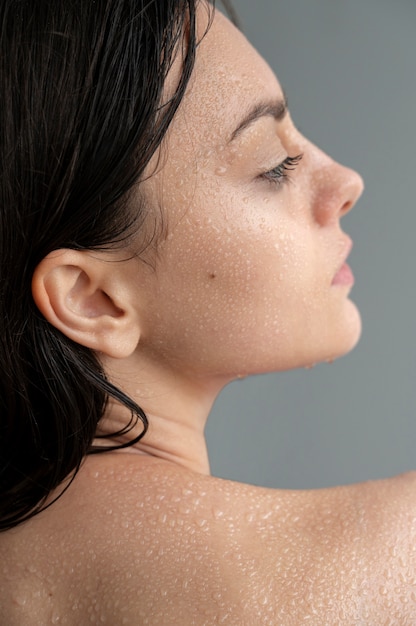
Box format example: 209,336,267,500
31,249,141,359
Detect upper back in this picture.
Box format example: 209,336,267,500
1,454,416,625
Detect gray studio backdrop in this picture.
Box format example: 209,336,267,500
206,0,416,489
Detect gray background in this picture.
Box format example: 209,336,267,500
206,0,416,488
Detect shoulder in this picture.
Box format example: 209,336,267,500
73,459,416,624
2,459,416,625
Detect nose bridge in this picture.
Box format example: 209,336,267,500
309,148,364,226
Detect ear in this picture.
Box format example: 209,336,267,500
31,249,141,358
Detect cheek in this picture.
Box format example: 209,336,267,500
143,205,320,374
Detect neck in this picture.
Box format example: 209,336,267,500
96,355,227,475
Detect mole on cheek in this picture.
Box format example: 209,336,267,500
208,273,217,279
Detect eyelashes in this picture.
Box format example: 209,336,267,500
261,153,303,188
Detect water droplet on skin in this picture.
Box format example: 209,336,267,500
196,518,208,528
388,545,398,558
215,166,227,176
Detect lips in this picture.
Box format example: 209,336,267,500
331,239,354,286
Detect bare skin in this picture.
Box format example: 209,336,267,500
2,6,415,626
1,456,416,625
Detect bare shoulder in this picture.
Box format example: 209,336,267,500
2,460,416,626
82,463,416,624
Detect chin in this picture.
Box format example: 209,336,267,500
285,300,362,371
323,300,362,362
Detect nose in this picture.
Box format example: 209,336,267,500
309,147,364,227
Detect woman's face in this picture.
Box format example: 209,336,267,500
137,8,364,380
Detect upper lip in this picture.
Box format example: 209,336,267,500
333,236,353,276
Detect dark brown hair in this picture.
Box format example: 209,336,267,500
0,0,232,530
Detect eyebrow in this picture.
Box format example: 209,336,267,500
229,94,289,143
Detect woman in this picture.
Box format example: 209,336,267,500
1,1,415,624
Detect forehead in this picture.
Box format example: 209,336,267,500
170,9,283,148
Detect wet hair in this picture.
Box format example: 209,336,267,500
0,0,234,531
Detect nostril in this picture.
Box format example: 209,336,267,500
335,166,364,218
340,199,353,217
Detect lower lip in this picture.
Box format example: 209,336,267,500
332,262,354,286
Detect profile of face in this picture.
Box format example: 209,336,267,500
130,6,364,382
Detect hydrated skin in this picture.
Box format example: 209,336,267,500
135,11,364,381
1,456,416,625
2,6,407,626
92,6,364,475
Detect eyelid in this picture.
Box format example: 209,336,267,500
260,153,303,187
